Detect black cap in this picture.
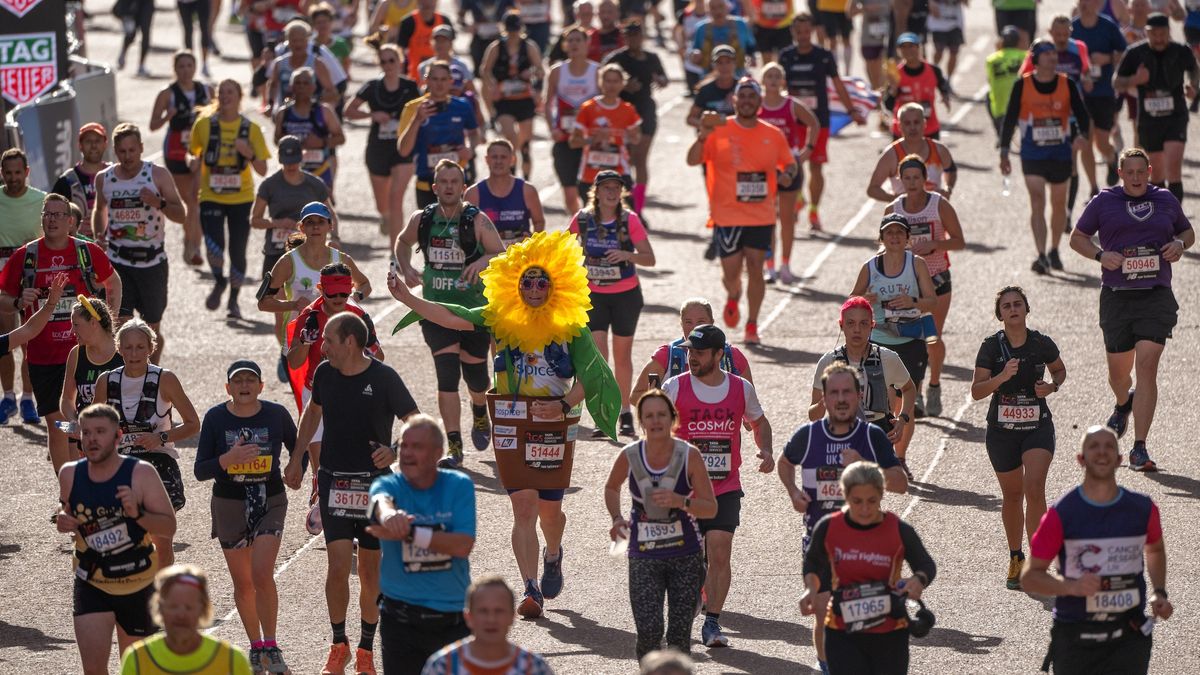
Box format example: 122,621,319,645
1145,12,1169,28
879,213,911,232
681,324,727,350
623,20,643,35
593,169,625,186
278,135,303,165
1000,25,1020,48
227,360,263,381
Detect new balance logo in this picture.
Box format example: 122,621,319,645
362,384,374,396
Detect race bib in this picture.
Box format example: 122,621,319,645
588,150,621,167
816,465,843,502
1031,119,1064,145
736,172,768,202
427,151,458,169
637,520,684,545
377,118,399,140
227,453,273,480
1089,64,1102,79
558,114,575,131
525,429,567,469
798,95,818,109
837,583,893,631
37,294,76,323
83,521,131,554
302,149,325,165
501,79,530,97
1086,575,1141,615
866,19,889,38
117,432,147,455
908,221,933,246
883,306,921,322
111,208,145,223
402,540,453,572
180,130,191,147
270,227,293,244
761,1,788,17
327,476,372,520
586,263,622,282
428,240,466,266
997,397,1040,427
1121,245,1161,280
1144,92,1173,116
520,1,549,22
696,438,732,481
210,170,242,192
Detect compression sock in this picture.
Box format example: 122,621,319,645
262,638,277,648
1010,549,1024,559
358,621,377,651
331,621,347,644
1168,181,1183,204
471,403,487,419
632,183,647,213
705,611,721,624
1117,391,1135,412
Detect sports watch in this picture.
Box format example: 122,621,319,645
158,431,170,446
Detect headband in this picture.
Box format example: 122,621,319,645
173,574,204,590
899,158,926,174
321,274,354,295
78,295,100,321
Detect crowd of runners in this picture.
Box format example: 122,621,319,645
2,0,1195,671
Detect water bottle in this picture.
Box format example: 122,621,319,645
608,524,630,556
1002,176,1012,197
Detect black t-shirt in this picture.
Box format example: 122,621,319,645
311,359,418,473
355,76,422,146
974,329,1060,429
603,47,667,114
194,400,298,498
1116,42,1198,121
777,44,839,125
693,79,736,116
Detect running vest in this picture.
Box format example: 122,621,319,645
286,246,341,306
587,27,625,63
866,251,922,346
100,161,167,268
492,39,536,100
280,104,332,176
671,372,747,496
823,511,909,633
165,82,209,162
830,345,889,421
889,192,949,275
624,439,702,558
20,237,103,300
986,330,1051,431
795,419,884,530
74,346,124,414
69,455,156,591
274,50,319,107
555,61,600,134
665,338,739,379
126,634,243,675
699,21,744,70
1050,488,1153,623
477,179,532,247
202,116,253,196
405,13,447,80
61,164,105,221
891,63,941,136
578,209,635,286
758,96,804,150
1017,73,1072,162
417,202,485,306
888,138,945,193
105,364,175,457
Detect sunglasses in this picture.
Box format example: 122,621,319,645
324,292,350,299
520,278,550,291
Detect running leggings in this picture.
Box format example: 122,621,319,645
120,0,155,65
200,201,252,287
177,0,214,52
824,628,910,675
628,552,705,659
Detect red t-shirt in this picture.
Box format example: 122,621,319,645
0,238,114,365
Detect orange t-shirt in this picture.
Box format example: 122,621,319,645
573,97,641,184
702,120,794,226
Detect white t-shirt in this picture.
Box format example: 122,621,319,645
662,372,765,422
811,345,912,391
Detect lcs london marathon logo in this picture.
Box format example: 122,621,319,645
1,0,42,18
0,33,57,106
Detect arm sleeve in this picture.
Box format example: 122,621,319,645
740,21,757,54
811,352,833,390
731,347,750,374
1019,52,1033,75
0,248,24,296
193,408,224,481
1146,502,1162,545
567,212,581,234
250,124,272,160
802,515,832,577
1172,208,1193,236
189,116,207,157
1040,334,1061,365
782,426,810,465
364,313,380,349
899,520,937,584
868,425,899,468
1115,48,1138,77
396,17,415,47
310,363,326,406
1029,507,1065,560
1068,79,1091,136
975,337,996,370
1074,194,1101,236
661,376,680,402
933,65,950,96
51,176,70,198
999,78,1024,150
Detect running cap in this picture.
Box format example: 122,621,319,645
593,169,625,186
896,32,921,46
432,24,455,39
1030,39,1056,59
879,213,911,232
299,201,332,222
78,122,107,140
623,20,643,34
1145,12,1169,27
712,44,736,60
278,135,304,165
227,360,262,381
734,76,762,96
681,324,727,350
1000,25,1020,48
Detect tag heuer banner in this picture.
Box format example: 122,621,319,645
0,0,67,107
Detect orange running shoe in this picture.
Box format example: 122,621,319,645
744,322,760,346
321,642,350,674
354,647,377,675
723,298,739,328
808,209,823,232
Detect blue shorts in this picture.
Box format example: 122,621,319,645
507,488,566,501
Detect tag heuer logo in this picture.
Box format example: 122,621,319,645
0,0,42,18
1,33,57,106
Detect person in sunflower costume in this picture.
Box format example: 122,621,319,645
387,228,619,618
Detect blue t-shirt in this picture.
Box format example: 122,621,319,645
370,469,476,612
414,97,479,180
1071,15,1127,98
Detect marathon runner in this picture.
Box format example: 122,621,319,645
1021,426,1173,675
571,64,643,199
461,0,510,70
929,0,967,82
985,26,1027,140
397,62,482,210
59,297,123,454
92,124,186,364
866,104,957,202
0,194,120,474
800,461,935,674
687,77,797,345
1069,147,1194,471
395,160,504,469
743,0,794,62
545,25,599,215
466,139,547,248
267,22,339,113
516,0,553,52
885,32,952,140
273,67,346,192
94,320,201,568
970,286,1066,590
56,403,175,675
365,415,477,673
569,170,657,436
883,154,965,418
783,363,908,674
149,52,210,266
849,214,936,466
685,45,738,126
481,12,544,179
1114,13,1199,205
589,0,626,62
676,0,710,93
395,0,452,81
994,0,1038,45
809,297,915,448
345,44,421,245
284,312,419,675
632,297,754,404
549,0,595,63
661,324,774,649
758,62,817,284
813,0,852,68
690,0,757,76
194,359,297,673
419,26,480,98
1072,0,1128,188
419,576,555,674
190,80,271,320
366,0,419,46
999,40,1091,275
847,0,894,98
53,123,114,241
603,390,716,658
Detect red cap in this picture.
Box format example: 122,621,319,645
78,122,107,141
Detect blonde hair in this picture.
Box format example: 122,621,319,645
151,565,214,628
841,461,885,496
116,317,159,353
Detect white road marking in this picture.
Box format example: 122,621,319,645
901,393,975,520
208,531,324,633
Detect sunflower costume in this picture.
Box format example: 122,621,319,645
394,230,621,441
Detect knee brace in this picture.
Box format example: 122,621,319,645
433,352,462,393
460,359,490,394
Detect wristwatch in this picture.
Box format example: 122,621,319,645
1094,250,1104,262
683,497,692,509
158,431,170,445
898,412,912,423
559,399,571,414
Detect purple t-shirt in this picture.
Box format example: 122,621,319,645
1075,185,1192,289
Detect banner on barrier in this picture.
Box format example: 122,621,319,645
0,0,67,107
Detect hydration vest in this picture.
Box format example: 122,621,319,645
417,202,482,265
203,116,253,171
666,339,738,379
832,344,889,419
20,238,103,299
105,365,168,452
625,441,688,521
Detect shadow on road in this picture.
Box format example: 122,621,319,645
702,646,818,673
1142,472,1200,500
916,625,1004,655
0,543,18,561
744,343,818,366
719,611,811,644
0,620,73,652
538,608,638,661
910,483,1000,513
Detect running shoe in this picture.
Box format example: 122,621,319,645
201,64,211,79
20,398,38,424
1007,552,1024,590
808,209,823,232
0,397,15,424
1047,248,1064,271
518,580,544,619
354,647,376,675
438,437,464,470
914,393,926,419
778,266,797,285
470,410,491,450
763,265,776,283
924,384,942,417
249,647,263,673
704,240,717,261
897,457,913,480
227,300,243,321
263,646,290,673
206,279,228,311
1106,390,1134,438
702,617,730,648
723,298,739,328
619,411,635,437
541,547,565,599
1031,255,1049,275
818,660,831,675
136,66,150,78
744,322,760,346
321,641,350,674
1128,443,1157,472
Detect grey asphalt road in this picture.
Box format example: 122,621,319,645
2,0,1198,673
